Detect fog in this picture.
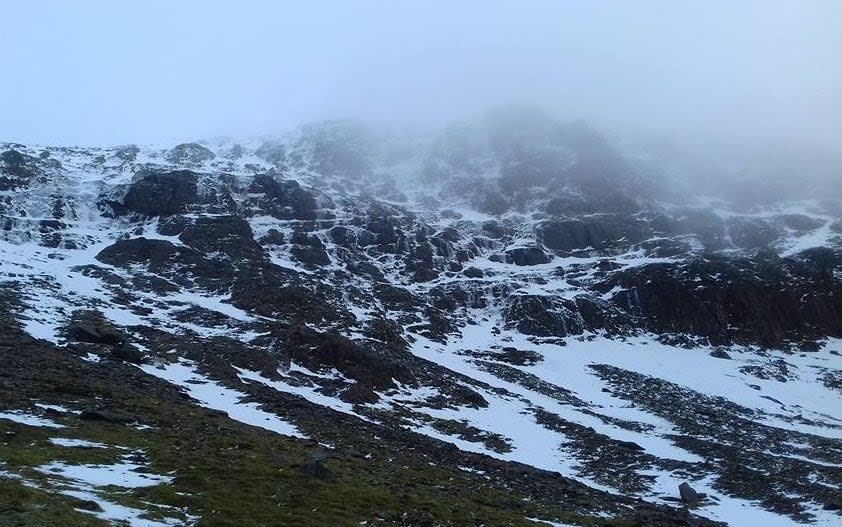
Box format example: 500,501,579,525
1,0,840,163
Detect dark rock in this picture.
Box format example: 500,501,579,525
709,349,732,360
327,226,358,247
71,498,103,512
439,209,462,219
608,252,842,347
537,216,648,253
481,221,513,239
79,409,136,424
504,295,584,337
779,214,823,232
122,170,198,216
476,189,509,215
285,328,413,390
1,149,27,165
678,482,701,506
259,228,285,246
655,209,727,250
822,499,840,511
363,318,408,350
727,217,782,249
463,267,484,278
65,311,124,345
0,149,38,189
574,295,634,335
179,215,264,261
496,347,542,366
290,231,330,266
248,174,318,220
339,383,380,404
111,342,144,364
298,452,334,480
291,244,330,266
226,144,245,159
504,246,552,266
96,238,180,268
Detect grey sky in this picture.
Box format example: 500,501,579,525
1,0,840,151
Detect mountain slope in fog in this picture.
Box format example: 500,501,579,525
0,111,840,526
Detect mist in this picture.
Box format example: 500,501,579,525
1,0,840,162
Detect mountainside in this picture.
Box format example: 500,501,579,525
1,111,840,527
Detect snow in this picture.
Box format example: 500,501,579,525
140,360,306,439
780,218,835,256
36,458,172,488
161,292,255,323
0,411,65,428
404,322,842,527
31,449,192,527
525,518,579,527
236,367,362,418
49,438,108,448
63,488,191,527
34,403,75,414
646,472,840,527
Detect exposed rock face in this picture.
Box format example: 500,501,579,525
1,149,42,190
727,217,782,249
537,216,648,253
121,170,199,216
248,174,319,220
504,295,584,337
606,250,842,346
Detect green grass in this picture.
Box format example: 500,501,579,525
2,401,595,527
0,478,109,527
0,346,630,527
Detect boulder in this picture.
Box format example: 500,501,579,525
463,267,484,278
504,246,552,266
79,408,136,424
65,311,124,345
678,482,701,506
298,453,333,480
